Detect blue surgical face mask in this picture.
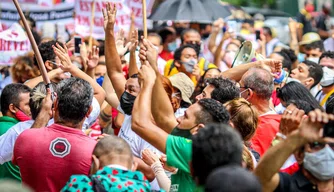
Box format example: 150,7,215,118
303,145,334,181
182,59,197,73
96,76,104,86
298,53,306,63
168,41,178,52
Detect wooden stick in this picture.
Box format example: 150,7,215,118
89,0,96,51
13,0,50,84
142,0,147,38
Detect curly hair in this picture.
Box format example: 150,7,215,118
192,123,243,185
196,98,230,124
206,77,240,104
225,98,259,141
11,55,40,83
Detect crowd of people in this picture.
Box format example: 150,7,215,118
0,1,334,192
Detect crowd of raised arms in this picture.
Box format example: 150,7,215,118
0,1,334,192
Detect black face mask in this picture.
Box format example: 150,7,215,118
202,33,210,39
170,125,197,139
120,91,136,115
175,27,186,36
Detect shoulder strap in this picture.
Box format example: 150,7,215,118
89,176,107,192
203,59,210,71
168,60,175,76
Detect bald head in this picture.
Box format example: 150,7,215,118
241,68,274,100
93,135,133,168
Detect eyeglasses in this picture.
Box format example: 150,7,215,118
309,142,334,151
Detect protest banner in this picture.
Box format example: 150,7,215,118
0,2,75,32
0,23,31,66
75,0,131,40
127,0,154,29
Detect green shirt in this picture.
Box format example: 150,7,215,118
0,116,21,182
166,135,195,192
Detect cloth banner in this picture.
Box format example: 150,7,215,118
0,23,31,66
126,0,154,29
0,2,75,33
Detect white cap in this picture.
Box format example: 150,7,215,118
320,67,334,87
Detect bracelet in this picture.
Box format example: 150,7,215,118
276,132,287,140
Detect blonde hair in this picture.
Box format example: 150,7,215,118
242,145,255,171
225,98,259,141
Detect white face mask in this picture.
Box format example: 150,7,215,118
306,57,320,64
182,59,198,73
303,145,334,181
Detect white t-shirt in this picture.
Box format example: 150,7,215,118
0,97,100,164
117,105,162,190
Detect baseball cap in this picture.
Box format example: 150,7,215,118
320,67,334,87
205,165,262,192
169,72,194,104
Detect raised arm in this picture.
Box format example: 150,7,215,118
214,32,231,67
53,43,106,106
24,68,66,88
221,60,282,82
132,60,168,154
208,18,224,54
128,29,139,76
103,3,127,100
254,109,334,191
139,38,177,133
102,74,119,109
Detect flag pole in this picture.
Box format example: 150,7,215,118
89,0,96,50
13,0,51,85
142,0,147,38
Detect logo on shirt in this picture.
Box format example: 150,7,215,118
49,138,71,158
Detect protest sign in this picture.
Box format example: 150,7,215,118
75,0,131,40
0,23,31,66
127,0,154,29
0,2,74,31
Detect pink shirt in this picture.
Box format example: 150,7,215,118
13,123,97,192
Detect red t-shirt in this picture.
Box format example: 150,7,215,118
250,114,281,156
271,90,281,107
13,123,97,192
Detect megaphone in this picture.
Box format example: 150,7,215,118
231,41,265,68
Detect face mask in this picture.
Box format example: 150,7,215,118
182,59,197,73
223,51,237,67
0,73,3,81
15,109,31,122
303,145,334,181
168,41,178,52
120,91,136,115
298,53,305,63
175,27,186,36
306,57,320,64
96,76,104,86
202,33,210,39
170,125,196,139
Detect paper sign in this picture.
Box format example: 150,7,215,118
0,23,31,66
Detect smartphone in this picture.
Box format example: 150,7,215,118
323,120,334,138
256,30,261,40
74,36,82,56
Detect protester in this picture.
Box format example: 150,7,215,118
62,135,153,191
11,56,40,84
0,84,31,181
319,51,334,69
190,68,221,103
255,108,334,192
304,40,325,63
239,67,281,156
315,66,334,109
296,0,315,35
263,26,285,56
133,38,231,191
158,27,177,61
316,2,333,40
13,78,97,192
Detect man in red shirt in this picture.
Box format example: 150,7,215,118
13,77,97,192
239,67,281,156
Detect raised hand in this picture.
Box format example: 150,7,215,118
115,29,131,56
279,104,305,136
192,64,201,77
298,109,334,143
258,59,282,76
129,29,139,52
102,2,117,33
212,18,224,33
138,62,157,87
288,18,299,34
66,38,75,52
53,43,75,73
87,46,100,69
141,149,160,166
139,37,158,69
